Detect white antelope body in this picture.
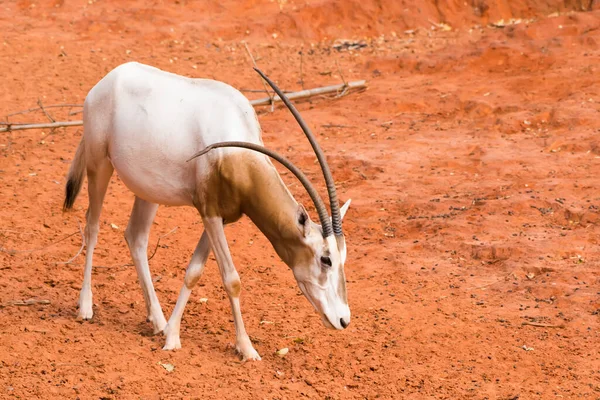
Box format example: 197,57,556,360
64,62,351,360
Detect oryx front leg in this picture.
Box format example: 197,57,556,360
125,197,167,334
204,217,261,361
78,160,113,320
163,231,210,350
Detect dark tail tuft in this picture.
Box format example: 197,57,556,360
63,138,86,211
63,177,81,211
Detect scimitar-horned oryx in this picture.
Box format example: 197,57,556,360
63,62,351,360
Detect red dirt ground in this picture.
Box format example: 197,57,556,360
1,1,599,399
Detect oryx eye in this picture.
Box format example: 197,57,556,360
320,256,332,267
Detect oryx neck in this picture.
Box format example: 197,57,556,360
240,158,312,268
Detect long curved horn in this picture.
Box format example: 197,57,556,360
187,141,334,237
254,68,343,237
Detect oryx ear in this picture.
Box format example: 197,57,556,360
296,204,311,237
340,199,351,221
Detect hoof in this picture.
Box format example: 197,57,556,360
236,343,261,361
162,338,182,351
148,312,167,335
77,293,93,320
153,324,167,335
162,324,181,350
77,308,93,320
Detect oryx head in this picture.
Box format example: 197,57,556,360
188,68,352,330
291,198,352,330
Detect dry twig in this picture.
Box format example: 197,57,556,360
0,230,79,255
94,226,179,269
148,226,179,261
0,229,36,236
299,50,305,89
335,59,348,88
5,103,82,119
37,99,56,123
521,321,565,329
334,59,351,97
56,221,84,265
243,42,275,112
0,299,51,308
322,124,350,129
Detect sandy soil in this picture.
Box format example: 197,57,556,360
1,1,599,399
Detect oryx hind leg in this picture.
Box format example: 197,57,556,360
124,196,167,334
78,158,113,320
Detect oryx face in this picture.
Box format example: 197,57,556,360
291,200,351,330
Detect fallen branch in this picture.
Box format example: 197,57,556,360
0,121,83,132
521,321,565,329
0,299,51,308
1,81,367,133
249,80,366,106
